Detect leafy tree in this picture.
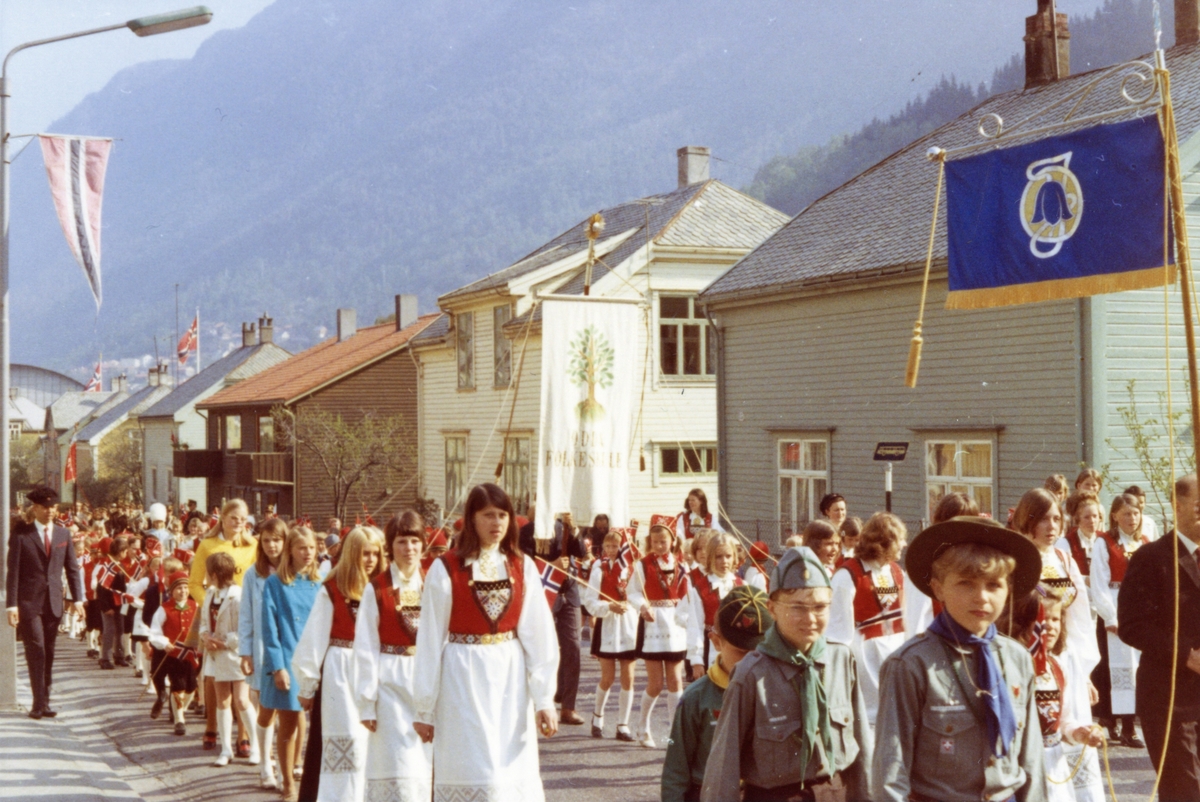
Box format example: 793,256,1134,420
567,325,614,423
78,431,143,507
9,436,45,495
272,405,416,523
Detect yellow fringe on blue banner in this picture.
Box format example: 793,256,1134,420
944,264,1176,310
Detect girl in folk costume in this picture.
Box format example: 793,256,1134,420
819,493,850,554
686,529,713,576
584,529,641,741
148,571,200,736
801,520,841,573
200,552,255,768
827,512,907,726
413,483,560,802
353,511,433,801
293,526,386,802
126,554,156,685
999,589,1106,802
1012,489,1100,674
685,532,744,678
742,541,771,592
1057,492,1104,592
627,523,692,749
239,518,288,790
83,536,106,658
675,488,723,543
189,499,258,753
902,492,978,637
261,526,323,802
1091,493,1148,748
97,537,134,670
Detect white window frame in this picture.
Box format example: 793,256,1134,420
776,437,830,538
456,312,475,390
444,434,468,515
656,294,715,383
653,442,718,487
493,305,513,388
924,438,995,520
501,434,532,513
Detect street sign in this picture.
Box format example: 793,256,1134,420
874,442,909,461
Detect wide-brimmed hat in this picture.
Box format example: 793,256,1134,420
904,516,1041,599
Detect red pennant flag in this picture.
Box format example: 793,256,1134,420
64,441,77,483
39,135,112,309
177,313,199,366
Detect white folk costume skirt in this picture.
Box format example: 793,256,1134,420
1062,646,1105,802
364,652,431,802
852,630,906,727
1105,629,1140,715
1044,739,1077,802
432,640,543,802
591,607,639,659
638,603,687,660
317,645,368,802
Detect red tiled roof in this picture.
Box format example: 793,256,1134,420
199,315,439,409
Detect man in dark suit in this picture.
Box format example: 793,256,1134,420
1119,473,1200,800
6,486,84,719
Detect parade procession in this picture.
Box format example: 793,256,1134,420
16,1,1200,801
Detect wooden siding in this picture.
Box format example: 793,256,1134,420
293,346,420,523
715,277,1081,544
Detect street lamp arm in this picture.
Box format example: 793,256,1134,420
2,23,128,80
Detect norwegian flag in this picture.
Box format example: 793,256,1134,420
539,560,568,607
64,441,78,483
616,539,634,572
171,640,201,671
83,362,102,392
177,313,198,366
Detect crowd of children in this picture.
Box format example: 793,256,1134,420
37,467,1178,802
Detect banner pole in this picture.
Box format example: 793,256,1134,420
1158,57,1200,464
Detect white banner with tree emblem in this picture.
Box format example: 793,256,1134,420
534,298,638,540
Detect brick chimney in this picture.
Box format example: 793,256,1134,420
677,146,710,188
1180,0,1200,46
337,308,357,341
258,314,274,345
1025,0,1070,89
395,294,418,332
241,322,256,347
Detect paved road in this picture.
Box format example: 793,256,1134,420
0,630,1168,801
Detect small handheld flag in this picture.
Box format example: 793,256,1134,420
539,561,567,607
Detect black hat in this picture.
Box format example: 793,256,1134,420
715,585,774,652
26,486,58,507
904,516,1041,599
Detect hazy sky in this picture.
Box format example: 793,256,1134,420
0,1,274,136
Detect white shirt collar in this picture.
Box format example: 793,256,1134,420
1177,530,1200,556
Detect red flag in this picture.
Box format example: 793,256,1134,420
39,135,112,309
177,314,198,366
64,441,77,482
83,362,101,392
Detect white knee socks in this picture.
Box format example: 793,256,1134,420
593,684,611,718
239,707,260,763
638,690,658,735
257,722,277,787
618,689,634,727
214,707,233,765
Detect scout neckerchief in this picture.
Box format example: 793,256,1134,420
927,611,1017,757
706,655,732,691
756,624,831,787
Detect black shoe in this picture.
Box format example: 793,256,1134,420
134,669,144,679
615,725,634,742
40,707,57,718
150,693,165,720
591,714,604,738
86,649,98,658
173,722,187,736
27,709,43,720
98,660,114,670
1120,732,1146,749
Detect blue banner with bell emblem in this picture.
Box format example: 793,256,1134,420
945,115,1174,309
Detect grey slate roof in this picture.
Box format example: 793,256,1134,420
75,384,172,443
47,391,124,433
702,42,1200,303
141,342,291,419
411,312,451,346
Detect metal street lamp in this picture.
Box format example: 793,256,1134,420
0,6,212,710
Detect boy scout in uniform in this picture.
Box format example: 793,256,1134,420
662,585,774,802
874,516,1047,802
701,547,872,802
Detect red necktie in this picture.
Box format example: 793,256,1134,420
44,525,51,557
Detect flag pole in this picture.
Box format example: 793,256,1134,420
195,307,201,373
1157,51,1200,464
174,283,179,386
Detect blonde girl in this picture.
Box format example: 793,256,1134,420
239,518,288,789
261,526,322,801
189,499,258,752
294,527,385,802
626,523,691,748
583,529,640,741
200,552,253,767
685,532,743,679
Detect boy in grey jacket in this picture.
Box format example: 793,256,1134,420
873,516,1047,802
700,547,872,802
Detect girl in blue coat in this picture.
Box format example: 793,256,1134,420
261,526,321,801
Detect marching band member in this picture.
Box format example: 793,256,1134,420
354,511,432,801
413,484,559,802
685,532,743,678
583,529,640,741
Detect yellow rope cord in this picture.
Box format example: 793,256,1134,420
1046,736,1093,785
906,151,946,388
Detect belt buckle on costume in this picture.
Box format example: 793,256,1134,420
448,630,516,646
329,637,354,649
648,599,678,608
381,644,417,656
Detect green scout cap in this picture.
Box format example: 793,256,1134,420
770,546,831,592
715,585,773,651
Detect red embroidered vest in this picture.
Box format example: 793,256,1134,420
1100,531,1146,584
324,578,358,642
371,570,420,648
641,555,689,602
677,512,712,540
444,551,525,636
1035,656,1067,738
599,560,628,602
692,572,744,628
1064,528,1090,577
161,600,198,644
841,558,904,640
